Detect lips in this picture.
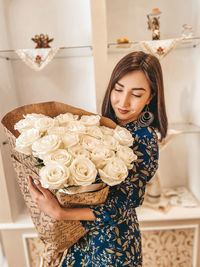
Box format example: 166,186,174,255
117,108,129,114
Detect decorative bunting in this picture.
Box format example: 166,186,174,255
15,48,60,71
140,38,184,60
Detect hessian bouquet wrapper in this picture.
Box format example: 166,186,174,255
1,101,137,267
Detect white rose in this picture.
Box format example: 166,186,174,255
79,115,101,126
113,125,134,147
14,119,35,133
23,113,46,120
116,146,137,169
69,157,97,186
62,132,79,148
55,113,79,126
47,127,79,148
15,129,41,155
100,125,115,136
68,144,91,159
91,145,115,169
39,162,70,190
42,149,72,167
65,121,86,133
99,157,128,186
47,126,68,136
85,126,104,139
34,117,57,133
32,134,62,158
102,135,119,151
14,113,47,133
80,135,101,152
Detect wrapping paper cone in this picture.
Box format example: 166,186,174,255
1,101,116,267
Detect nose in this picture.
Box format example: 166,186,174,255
120,93,130,108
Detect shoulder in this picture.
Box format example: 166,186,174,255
124,122,158,144
129,125,158,160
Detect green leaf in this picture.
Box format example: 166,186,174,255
34,163,45,168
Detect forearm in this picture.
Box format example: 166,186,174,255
58,207,96,221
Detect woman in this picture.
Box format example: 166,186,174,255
28,51,168,266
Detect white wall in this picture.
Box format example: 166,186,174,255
2,0,96,112
4,0,92,48
0,0,24,224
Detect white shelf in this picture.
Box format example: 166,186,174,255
137,205,200,222
169,122,200,134
0,45,93,61
107,36,200,54
137,186,200,222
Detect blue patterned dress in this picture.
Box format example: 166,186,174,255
62,120,158,267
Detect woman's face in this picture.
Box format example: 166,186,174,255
111,70,152,125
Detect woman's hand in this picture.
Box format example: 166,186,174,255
27,176,62,220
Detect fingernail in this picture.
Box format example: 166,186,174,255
34,179,39,185
26,177,29,183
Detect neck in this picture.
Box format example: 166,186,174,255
117,118,137,126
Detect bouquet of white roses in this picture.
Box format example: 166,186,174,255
1,101,137,267
14,112,137,191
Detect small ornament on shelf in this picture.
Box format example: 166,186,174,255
15,33,59,71
141,38,183,60
31,33,54,48
181,24,194,38
147,8,162,40
117,37,131,48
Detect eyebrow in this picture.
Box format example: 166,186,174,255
116,81,146,91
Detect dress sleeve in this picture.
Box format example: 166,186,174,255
81,127,159,230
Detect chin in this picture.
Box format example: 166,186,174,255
116,114,131,122
116,112,137,123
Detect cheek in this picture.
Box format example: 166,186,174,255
130,98,147,113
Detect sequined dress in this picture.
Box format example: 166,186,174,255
62,120,159,267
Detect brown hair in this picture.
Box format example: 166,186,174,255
101,51,168,140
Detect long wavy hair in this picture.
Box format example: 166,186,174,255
101,51,168,140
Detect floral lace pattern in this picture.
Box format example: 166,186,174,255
62,121,159,267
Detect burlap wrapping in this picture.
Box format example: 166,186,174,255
1,101,116,267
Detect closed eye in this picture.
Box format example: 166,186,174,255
132,94,142,98
114,88,122,92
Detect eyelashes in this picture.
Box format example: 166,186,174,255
114,88,122,92
133,94,142,98
114,88,142,98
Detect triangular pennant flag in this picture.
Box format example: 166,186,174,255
15,48,60,71
140,38,183,60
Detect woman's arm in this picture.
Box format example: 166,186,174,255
27,176,96,221
28,127,158,226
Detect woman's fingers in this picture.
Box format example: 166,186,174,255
27,176,53,199
27,176,43,204
27,176,61,219
34,180,53,198
27,176,42,195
